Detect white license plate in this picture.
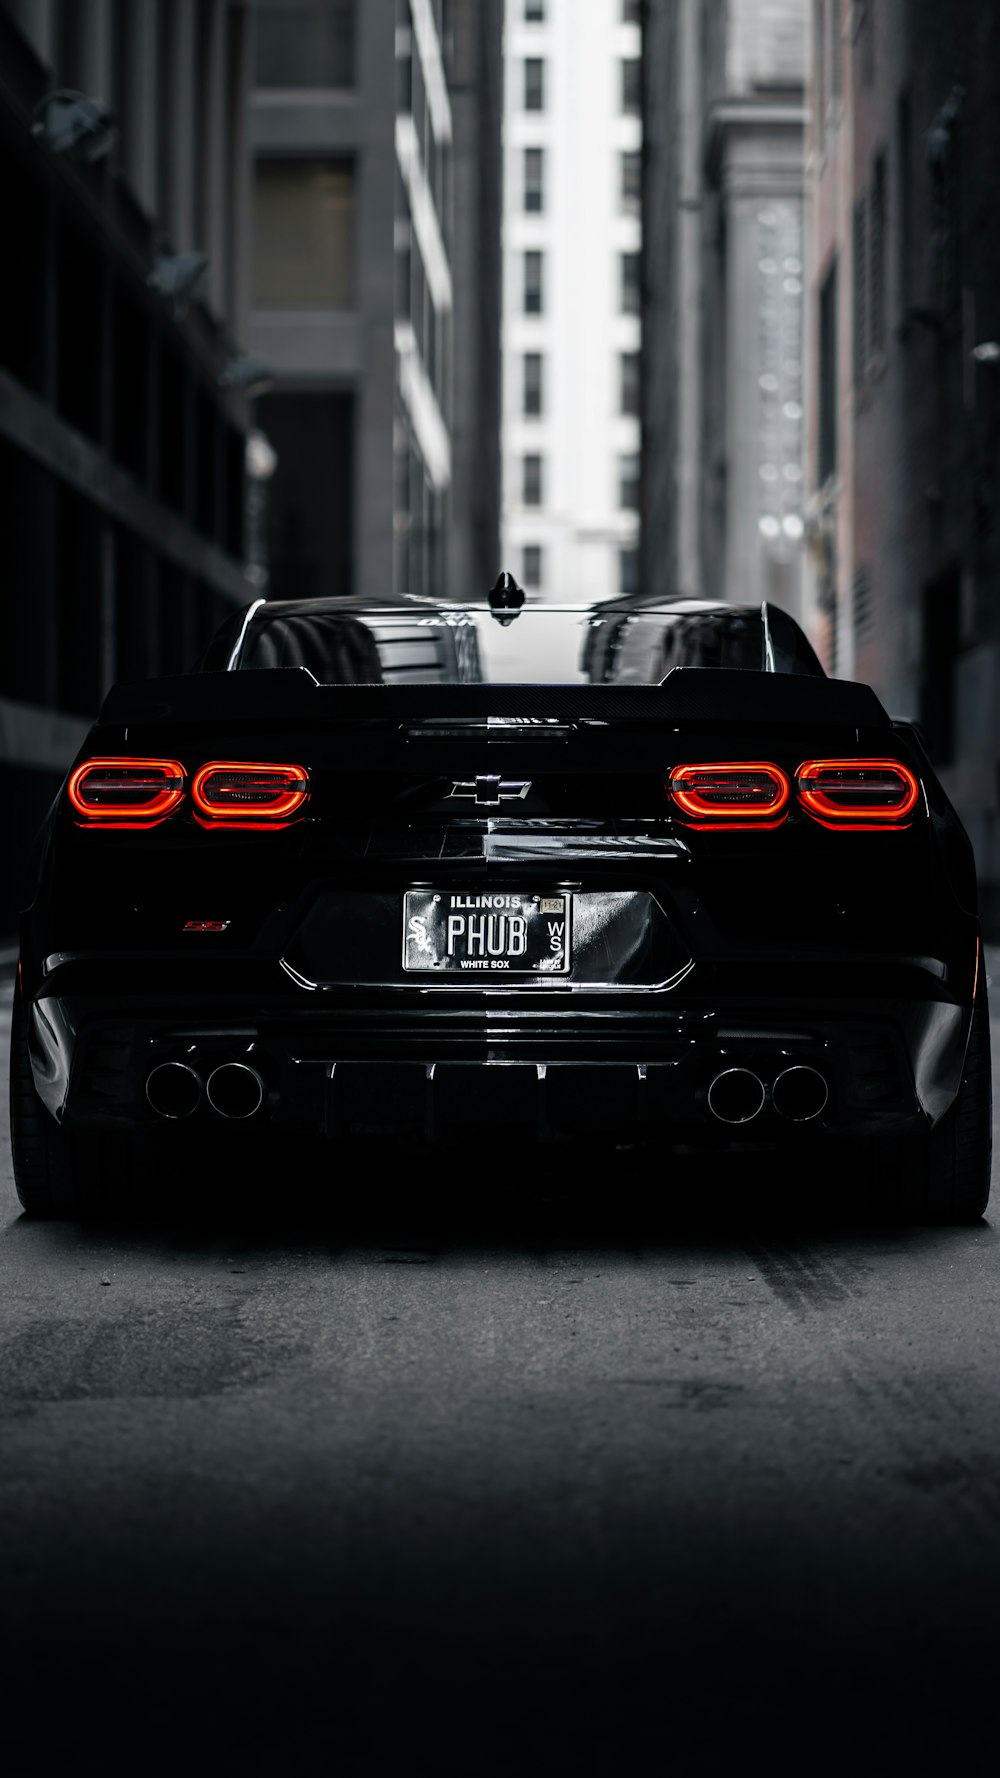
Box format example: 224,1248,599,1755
403,890,571,974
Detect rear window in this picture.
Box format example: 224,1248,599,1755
207,601,824,686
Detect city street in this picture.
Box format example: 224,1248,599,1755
2,967,1000,1774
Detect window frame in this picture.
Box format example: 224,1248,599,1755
523,145,544,213
523,249,544,316
523,351,544,417
619,350,640,418
524,57,545,112
523,453,543,507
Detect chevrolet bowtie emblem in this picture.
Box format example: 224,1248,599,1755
449,776,532,806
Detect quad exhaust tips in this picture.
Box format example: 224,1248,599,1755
146,1062,202,1121
205,1062,265,1121
771,1065,829,1123
707,1064,829,1125
146,1059,265,1120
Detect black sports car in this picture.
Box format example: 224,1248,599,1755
9,581,992,1221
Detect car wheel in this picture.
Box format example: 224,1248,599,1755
7,988,134,1218
913,983,993,1225
8,987,85,1216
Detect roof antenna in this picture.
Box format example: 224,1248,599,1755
488,570,525,626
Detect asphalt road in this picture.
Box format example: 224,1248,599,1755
3,969,1000,1775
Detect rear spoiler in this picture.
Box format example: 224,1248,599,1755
98,666,890,731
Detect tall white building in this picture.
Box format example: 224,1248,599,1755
502,0,642,603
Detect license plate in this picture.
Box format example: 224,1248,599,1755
403,890,571,974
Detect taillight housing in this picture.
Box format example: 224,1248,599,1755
191,761,310,827
796,759,920,827
668,761,791,827
68,758,186,827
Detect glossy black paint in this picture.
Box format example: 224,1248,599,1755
15,602,981,1159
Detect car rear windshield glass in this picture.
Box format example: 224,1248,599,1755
225,602,823,685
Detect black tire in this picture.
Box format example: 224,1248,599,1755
8,987,84,1216
914,983,993,1224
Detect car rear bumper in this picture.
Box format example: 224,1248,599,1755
27,975,970,1146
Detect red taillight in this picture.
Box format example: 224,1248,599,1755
796,759,920,827
68,758,186,826
668,762,791,827
191,761,310,827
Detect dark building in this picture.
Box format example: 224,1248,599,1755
0,0,255,939
641,0,807,613
805,0,1000,928
249,0,503,607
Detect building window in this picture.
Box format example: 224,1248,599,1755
870,151,886,356
920,570,960,765
813,0,825,153
621,59,641,114
852,195,867,388
856,0,875,86
618,453,640,510
930,95,963,315
254,2,356,89
523,454,543,506
524,250,544,315
621,251,640,313
619,547,639,597
523,544,544,587
523,352,543,416
620,351,640,416
818,258,838,484
524,146,544,212
253,159,355,309
897,89,913,318
853,569,873,640
621,150,641,214
525,0,545,19
524,58,545,111
396,25,412,114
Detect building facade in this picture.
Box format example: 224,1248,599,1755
501,0,643,605
804,0,1000,928
640,0,807,611
249,0,502,607
0,0,255,937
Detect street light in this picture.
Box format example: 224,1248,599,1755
32,90,118,162
220,354,273,398
246,430,278,482
147,251,209,320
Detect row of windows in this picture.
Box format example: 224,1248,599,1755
518,543,639,595
518,250,640,315
523,1,641,20
817,82,963,482
520,351,640,417
853,151,886,386
521,56,640,114
515,452,639,509
521,147,641,214
814,0,875,155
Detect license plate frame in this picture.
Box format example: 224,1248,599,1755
402,890,571,975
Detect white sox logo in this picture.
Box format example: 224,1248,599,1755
407,914,434,954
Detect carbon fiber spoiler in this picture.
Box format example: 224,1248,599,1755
98,666,890,730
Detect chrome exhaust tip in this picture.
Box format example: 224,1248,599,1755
772,1065,829,1123
707,1067,766,1126
206,1062,265,1121
146,1061,202,1121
